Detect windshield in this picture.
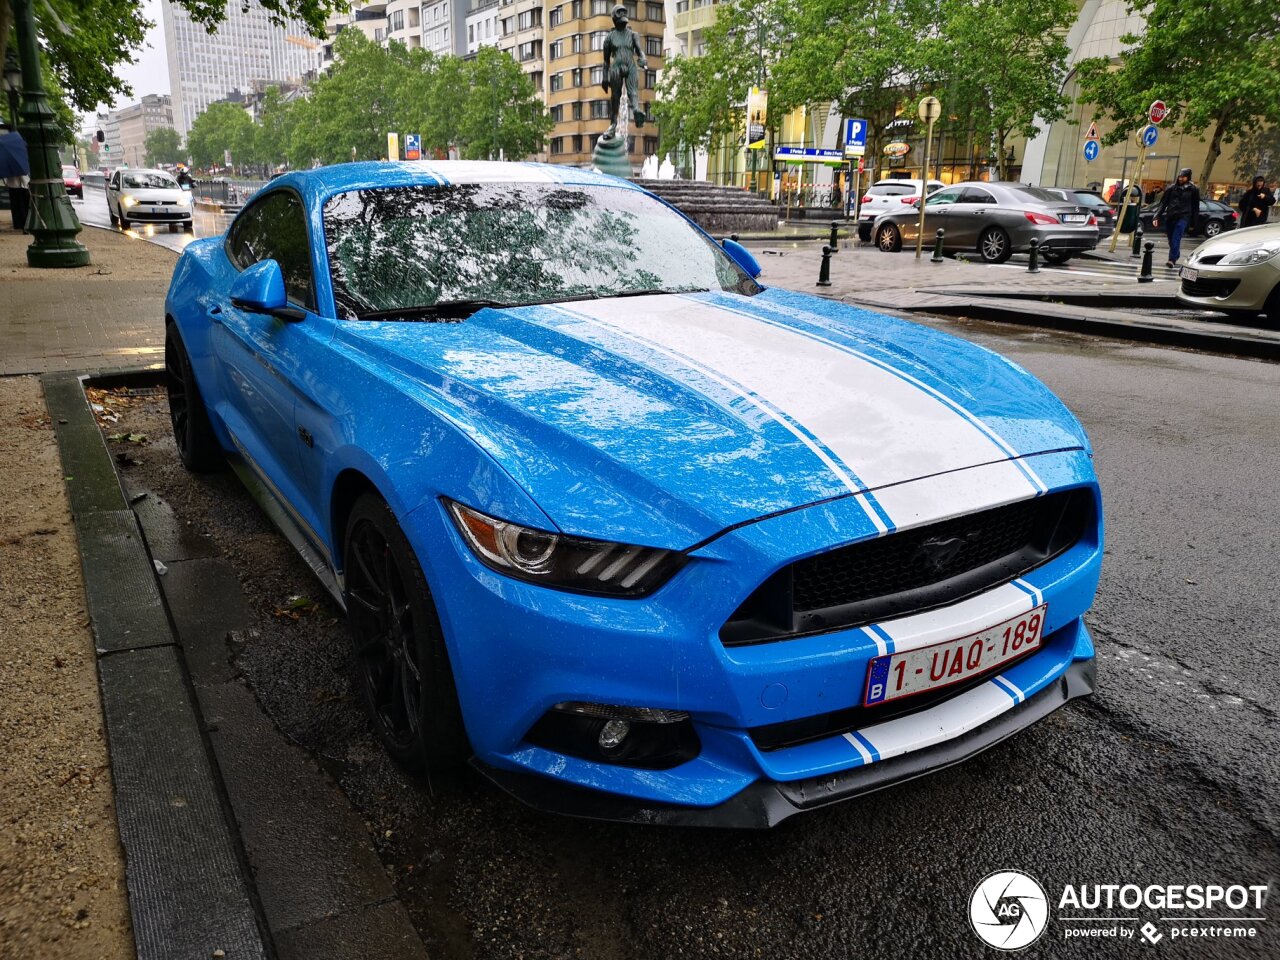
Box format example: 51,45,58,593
62,165,79,178
123,172,178,190
1009,185,1069,205
1070,192,1110,208
323,182,760,319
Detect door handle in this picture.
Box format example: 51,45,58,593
207,304,223,324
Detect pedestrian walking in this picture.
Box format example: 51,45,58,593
1238,176,1275,228
0,121,31,232
1152,167,1200,266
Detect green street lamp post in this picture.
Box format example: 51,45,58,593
11,0,90,267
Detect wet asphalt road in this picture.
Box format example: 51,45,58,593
75,182,230,252
107,319,1279,959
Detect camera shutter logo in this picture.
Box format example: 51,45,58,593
969,870,1049,950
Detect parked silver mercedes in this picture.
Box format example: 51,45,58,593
872,182,1101,263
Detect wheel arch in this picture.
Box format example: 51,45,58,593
329,467,388,576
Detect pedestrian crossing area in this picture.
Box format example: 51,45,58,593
997,253,1183,282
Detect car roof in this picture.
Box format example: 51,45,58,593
275,161,644,206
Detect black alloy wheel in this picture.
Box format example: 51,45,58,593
979,226,1012,263
344,493,469,774
877,223,903,252
164,323,224,472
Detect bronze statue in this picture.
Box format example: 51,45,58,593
601,4,646,139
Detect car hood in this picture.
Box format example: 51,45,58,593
1190,221,1280,261
343,288,1087,549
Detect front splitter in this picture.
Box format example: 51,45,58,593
473,659,1096,829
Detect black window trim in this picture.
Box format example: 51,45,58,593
223,185,319,314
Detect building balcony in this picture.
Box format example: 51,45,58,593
673,4,716,35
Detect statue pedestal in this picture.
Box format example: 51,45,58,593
591,134,631,178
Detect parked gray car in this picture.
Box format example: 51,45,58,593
872,181,1101,263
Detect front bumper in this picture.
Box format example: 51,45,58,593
1176,260,1280,311
122,206,192,223
409,450,1102,822
476,658,1095,828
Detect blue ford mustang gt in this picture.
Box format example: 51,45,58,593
164,161,1102,827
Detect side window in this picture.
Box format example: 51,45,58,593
926,189,962,207
225,191,316,312
960,187,996,205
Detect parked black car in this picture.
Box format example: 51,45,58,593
1044,187,1116,239
1138,199,1239,238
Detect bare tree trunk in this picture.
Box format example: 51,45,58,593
1200,117,1227,185
0,3,11,82
996,131,1008,181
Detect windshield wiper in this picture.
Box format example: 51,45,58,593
358,299,512,321
612,288,710,298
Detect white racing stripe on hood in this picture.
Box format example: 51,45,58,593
566,296,1042,522
554,303,890,533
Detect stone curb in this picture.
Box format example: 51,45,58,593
43,370,270,960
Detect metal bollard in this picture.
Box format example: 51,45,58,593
1028,237,1041,274
1138,241,1155,283
829,220,840,252
817,245,833,287
1131,223,1144,258
931,228,946,262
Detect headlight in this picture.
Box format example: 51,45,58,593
446,500,685,597
1224,244,1280,266
176,193,191,206
121,195,138,208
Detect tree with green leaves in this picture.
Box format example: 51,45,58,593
1075,0,1280,184
934,0,1076,180
286,30,420,165
253,86,299,171
458,46,553,161
144,126,183,166
771,0,941,177
423,54,469,157
1233,125,1279,182
185,100,255,169
654,0,796,161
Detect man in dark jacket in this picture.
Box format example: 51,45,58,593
1239,176,1275,228
1152,167,1200,266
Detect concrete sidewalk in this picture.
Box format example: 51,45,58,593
1,226,173,376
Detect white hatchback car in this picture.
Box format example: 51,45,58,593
1177,221,1280,320
107,168,193,232
857,178,945,241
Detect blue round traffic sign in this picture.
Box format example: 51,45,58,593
1141,124,1159,147
1083,140,1100,162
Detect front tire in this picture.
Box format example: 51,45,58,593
344,494,470,774
979,227,1012,263
165,323,224,473
876,223,903,252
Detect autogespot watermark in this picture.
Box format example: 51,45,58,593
969,873,1271,950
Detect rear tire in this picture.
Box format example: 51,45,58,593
1203,220,1223,238
344,493,470,774
876,223,902,253
979,227,1012,263
165,322,224,473
1042,249,1073,264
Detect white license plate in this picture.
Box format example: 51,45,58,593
1063,214,1087,223
1180,267,1198,282
863,605,1047,706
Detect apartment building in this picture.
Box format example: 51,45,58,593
496,0,546,97
465,0,501,55
545,0,664,169
115,94,175,168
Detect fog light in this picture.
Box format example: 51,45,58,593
598,719,630,750
525,701,701,769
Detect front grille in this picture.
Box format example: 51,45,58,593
1195,254,1225,266
1181,277,1239,298
720,488,1091,646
